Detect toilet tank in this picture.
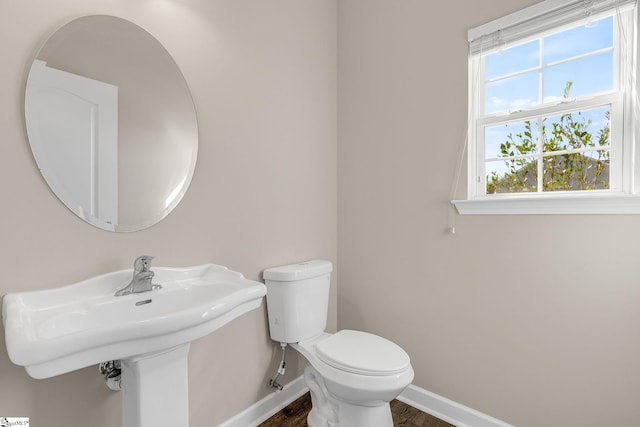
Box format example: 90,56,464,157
263,260,333,344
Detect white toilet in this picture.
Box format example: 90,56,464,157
263,260,414,427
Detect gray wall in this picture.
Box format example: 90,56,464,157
4,1,640,426
338,1,640,426
0,1,336,426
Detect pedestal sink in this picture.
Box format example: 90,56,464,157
2,263,267,427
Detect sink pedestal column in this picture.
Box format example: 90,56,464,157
121,344,190,427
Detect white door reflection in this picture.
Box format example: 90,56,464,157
26,59,118,230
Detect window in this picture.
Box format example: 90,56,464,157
454,0,640,214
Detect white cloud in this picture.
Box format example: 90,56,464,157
509,98,535,110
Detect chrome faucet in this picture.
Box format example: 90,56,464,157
114,255,162,296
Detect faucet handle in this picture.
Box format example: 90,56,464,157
134,255,154,273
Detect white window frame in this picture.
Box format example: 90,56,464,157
453,0,640,214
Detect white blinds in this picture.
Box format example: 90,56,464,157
468,0,636,55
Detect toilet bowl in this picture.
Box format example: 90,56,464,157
293,331,414,427
263,260,414,427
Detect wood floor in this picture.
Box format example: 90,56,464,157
258,392,454,427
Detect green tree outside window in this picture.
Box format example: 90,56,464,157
487,82,611,194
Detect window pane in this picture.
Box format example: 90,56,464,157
544,16,613,64
543,51,613,102
486,158,538,194
485,120,538,159
485,71,539,114
485,40,539,80
542,150,610,191
542,106,611,152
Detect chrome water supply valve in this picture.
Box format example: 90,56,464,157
99,360,122,391
268,343,287,391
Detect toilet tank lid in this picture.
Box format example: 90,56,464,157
263,260,333,282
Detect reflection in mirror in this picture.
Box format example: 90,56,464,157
25,15,198,232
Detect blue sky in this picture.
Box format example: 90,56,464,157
484,16,613,114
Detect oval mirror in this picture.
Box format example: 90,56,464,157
24,15,198,232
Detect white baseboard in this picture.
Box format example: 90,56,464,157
218,376,309,427
218,377,513,427
397,384,514,427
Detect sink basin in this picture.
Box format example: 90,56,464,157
2,263,267,379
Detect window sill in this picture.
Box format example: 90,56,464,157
452,194,640,215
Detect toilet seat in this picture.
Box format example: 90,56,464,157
314,330,410,376
292,331,415,417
